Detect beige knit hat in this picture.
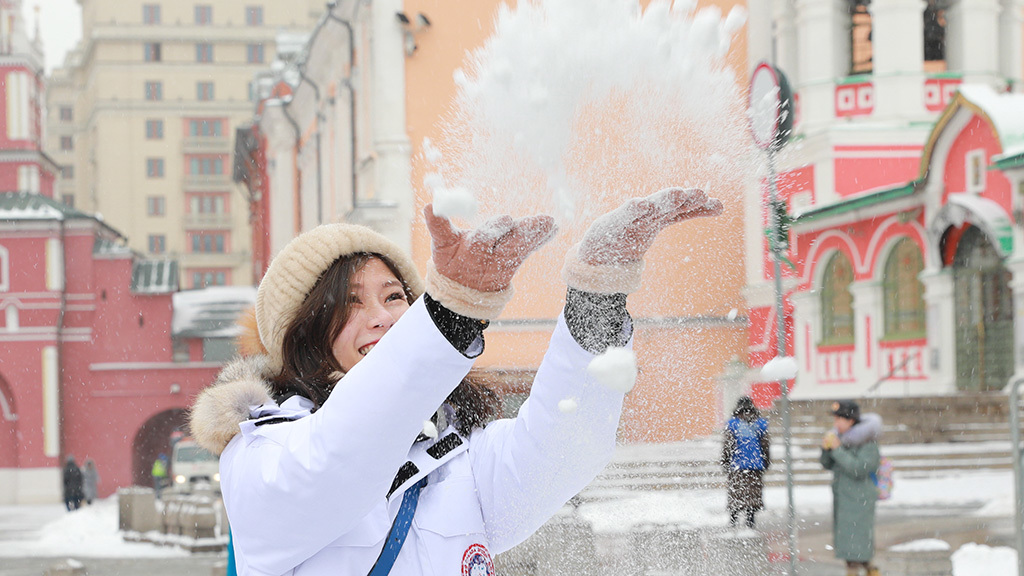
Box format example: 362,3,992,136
255,223,424,373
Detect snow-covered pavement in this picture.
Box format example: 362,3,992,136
0,459,1017,575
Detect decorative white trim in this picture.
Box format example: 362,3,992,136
0,244,7,292
966,149,987,194
802,230,864,288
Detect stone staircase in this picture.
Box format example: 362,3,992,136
578,393,1024,500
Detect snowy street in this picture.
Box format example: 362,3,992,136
0,441,1018,576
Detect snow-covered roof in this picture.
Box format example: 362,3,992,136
171,286,257,339
956,85,1024,162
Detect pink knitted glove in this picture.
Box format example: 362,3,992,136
564,187,723,294
424,204,557,319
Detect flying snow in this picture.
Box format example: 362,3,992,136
558,397,579,413
760,356,798,381
588,347,638,393
422,420,439,439
426,0,752,227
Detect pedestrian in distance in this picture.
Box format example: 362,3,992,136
151,453,168,498
62,455,84,511
821,400,883,576
721,395,770,528
81,458,100,505
190,187,723,576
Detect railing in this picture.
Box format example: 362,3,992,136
1009,376,1024,576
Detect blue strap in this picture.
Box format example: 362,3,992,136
225,529,237,576
367,478,427,576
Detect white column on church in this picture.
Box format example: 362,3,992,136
920,268,957,393
871,0,927,120
794,0,849,131
849,280,884,392
999,0,1024,91
946,0,1001,84
790,289,820,396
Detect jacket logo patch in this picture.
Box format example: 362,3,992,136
461,543,494,576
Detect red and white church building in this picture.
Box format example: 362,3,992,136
744,0,1024,401
0,0,253,504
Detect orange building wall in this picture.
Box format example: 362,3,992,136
404,0,749,442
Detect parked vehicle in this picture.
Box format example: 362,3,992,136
170,438,220,492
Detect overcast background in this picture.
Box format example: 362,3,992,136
23,0,82,73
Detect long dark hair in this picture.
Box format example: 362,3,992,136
269,253,498,435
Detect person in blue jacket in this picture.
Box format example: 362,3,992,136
721,395,770,528
190,187,722,576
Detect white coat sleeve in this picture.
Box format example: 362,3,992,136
221,297,475,575
468,312,628,553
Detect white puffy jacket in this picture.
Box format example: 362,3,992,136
190,297,628,576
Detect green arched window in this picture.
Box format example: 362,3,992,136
821,252,855,344
882,238,926,338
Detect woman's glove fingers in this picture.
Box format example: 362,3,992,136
578,187,721,266
425,204,556,293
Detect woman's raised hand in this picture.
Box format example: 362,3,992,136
424,204,557,294
578,187,723,266
563,187,723,294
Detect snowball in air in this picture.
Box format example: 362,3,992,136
558,397,579,413
422,420,438,439
760,356,798,381
432,186,478,220
727,308,738,321
588,347,637,393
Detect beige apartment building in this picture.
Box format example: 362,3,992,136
46,0,323,288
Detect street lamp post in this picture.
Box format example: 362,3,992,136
749,61,796,575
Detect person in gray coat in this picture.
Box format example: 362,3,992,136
81,459,100,505
820,400,882,576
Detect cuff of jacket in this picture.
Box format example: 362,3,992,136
425,260,514,321
561,244,645,295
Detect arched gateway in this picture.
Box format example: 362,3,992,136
131,409,188,487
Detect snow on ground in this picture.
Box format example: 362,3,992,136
0,466,1017,576
0,497,188,558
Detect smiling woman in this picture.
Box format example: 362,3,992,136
189,188,723,576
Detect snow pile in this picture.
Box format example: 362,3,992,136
951,543,1016,576
588,347,637,393
890,538,951,552
0,498,187,558
425,0,751,227
760,356,798,381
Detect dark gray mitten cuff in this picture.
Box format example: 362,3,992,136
424,293,487,358
563,288,632,355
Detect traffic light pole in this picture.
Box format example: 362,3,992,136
767,146,798,575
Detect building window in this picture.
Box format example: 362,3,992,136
849,0,872,74
883,238,926,338
59,106,72,122
821,251,855,345
188,118,223,137
146,119,164,139
146,195,166,216
61,166,74,180
197,82,214,101
146,158,165,178
196,43,213,63
246,43,265,64
191,269,228,288
245,6,263,26
195,5,212,25
145,81,163,101
143,4,161,25
924,0,946,72
62,194,74,207
0,245,8,292
144,42,162,62
189,156,225,175
188,192,228,214
148,234,166,254
191,233,227,254
60,136,73,151
966,149,986,193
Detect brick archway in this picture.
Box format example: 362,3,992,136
131,409,187,487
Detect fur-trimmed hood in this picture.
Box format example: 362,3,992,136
189,355,276,455
838,412,883,447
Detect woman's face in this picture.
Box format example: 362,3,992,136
834,415,855,434
332,258,410,371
